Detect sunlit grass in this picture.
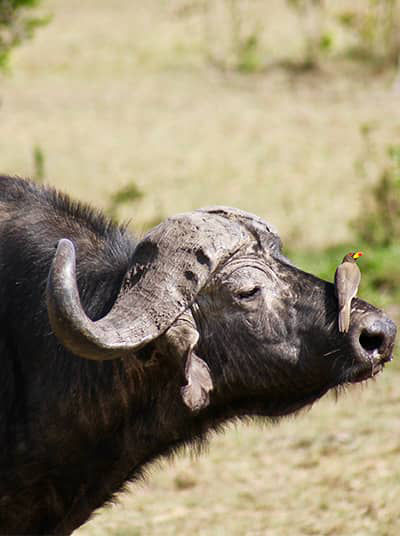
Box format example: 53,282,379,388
77,371,400,535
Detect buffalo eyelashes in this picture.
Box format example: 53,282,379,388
237,286,261,300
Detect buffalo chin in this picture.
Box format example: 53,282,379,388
216,387,331,421
219,361,386,420
347,360,387,384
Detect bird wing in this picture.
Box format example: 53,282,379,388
334,262,361,308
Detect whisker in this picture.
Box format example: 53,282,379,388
323,348,341,357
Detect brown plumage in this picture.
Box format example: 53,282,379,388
334,251,363,333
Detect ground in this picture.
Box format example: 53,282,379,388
1,1,400,534
76,376,400,536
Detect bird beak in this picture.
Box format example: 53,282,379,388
353,251,363,259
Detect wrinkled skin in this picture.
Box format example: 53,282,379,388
192,241,394,419
0,177,396,535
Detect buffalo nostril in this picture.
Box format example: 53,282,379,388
359,330,384,354
353,315,396,367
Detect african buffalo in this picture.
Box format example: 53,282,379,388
0,176,396,535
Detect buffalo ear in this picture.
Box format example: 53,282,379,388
181,351,213,412
163,311,213,412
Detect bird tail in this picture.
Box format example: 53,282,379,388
338,304,351,333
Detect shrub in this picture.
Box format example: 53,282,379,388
337,0,400,66
354,134,400,248
0,0,49,71
107,182,143,222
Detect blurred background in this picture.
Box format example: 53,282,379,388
1,0,400,534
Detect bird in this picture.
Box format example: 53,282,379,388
334,251,363,333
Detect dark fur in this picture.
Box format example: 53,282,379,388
0,176,392,535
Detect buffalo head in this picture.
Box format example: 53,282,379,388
47,206,396,417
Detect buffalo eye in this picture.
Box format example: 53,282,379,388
236,286,261,300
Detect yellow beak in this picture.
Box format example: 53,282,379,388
353,251,363,259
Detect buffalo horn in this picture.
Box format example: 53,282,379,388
47,209,268,361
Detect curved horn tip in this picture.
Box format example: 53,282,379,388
52,239,76,275
50,238,78,292
56,238,75,257
47,237,155,361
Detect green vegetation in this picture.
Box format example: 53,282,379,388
1,1,50,180
202,0,265,73
355,143,400,249
0,0,49,71
32,144,45,183
286,0,332,69
195,0,400,73
107,181,143,222
291,138,400,310
338,0,400,66
291,243,400,310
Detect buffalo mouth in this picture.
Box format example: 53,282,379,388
347,352,393,384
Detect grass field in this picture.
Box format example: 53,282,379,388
1,1,400,534
75,377,400,536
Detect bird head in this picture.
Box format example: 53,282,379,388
343,251,363,263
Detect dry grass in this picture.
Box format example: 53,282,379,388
2,0,399,246
76,373,400,536
1,1,400,534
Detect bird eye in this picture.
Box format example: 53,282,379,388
237,286,261,300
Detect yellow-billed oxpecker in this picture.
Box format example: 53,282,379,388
335,251,363,333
